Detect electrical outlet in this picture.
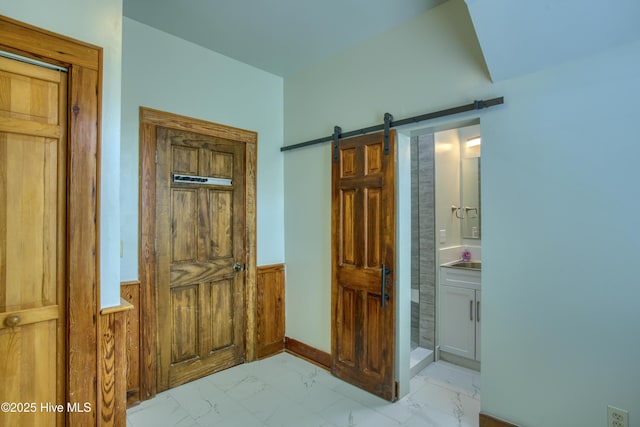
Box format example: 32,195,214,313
608,405,628,427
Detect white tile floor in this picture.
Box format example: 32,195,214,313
127,353,480,427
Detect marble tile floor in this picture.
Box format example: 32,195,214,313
127,353,480,427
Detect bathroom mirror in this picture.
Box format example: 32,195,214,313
461,157,481,239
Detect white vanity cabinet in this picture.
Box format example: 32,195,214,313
440,265,481,361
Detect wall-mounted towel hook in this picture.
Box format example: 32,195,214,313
451,205,463,219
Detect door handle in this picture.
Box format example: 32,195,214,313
477,301,480,323
470,301,474,322
233,262,245,272
381,264,392,308
4,315,20,328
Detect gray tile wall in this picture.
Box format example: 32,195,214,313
410,140,419,350
411,301,419,350
411,134,436,351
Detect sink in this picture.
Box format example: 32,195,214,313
448,260,481,270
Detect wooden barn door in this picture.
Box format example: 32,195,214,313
0,55,67,425
156,127,246,391
331,130,397,401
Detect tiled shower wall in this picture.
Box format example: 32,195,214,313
410,133,436,351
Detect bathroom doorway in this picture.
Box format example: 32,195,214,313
410,122,482,377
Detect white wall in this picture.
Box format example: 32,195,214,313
481,39,640,426
435,129,462,247
283,0,488,354
465,0,640,82
0,1,123,308
120,18,285,281
283,0,640,425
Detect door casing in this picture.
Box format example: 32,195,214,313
138,107,257,400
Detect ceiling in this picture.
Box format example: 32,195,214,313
466,0,640,82
123,0,448,77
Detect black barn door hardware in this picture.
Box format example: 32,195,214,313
383,112,393,155
381,264,392,308
332,126,342,163
281,97,504,154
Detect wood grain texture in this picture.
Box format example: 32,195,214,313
0,48,66,427
55,55,68,427
100,299,133,315
67,63,100,427
331,131,397,401
0,320,58,425
337,288,355,364
170,285,199,363
284,337,331,371
0,15,102,425
209,191,233,258
256,264,285,359
155,126,172,392
120,281,141,406
210,279,234,350
139,121,158,400
157,127,246,391
0,117,62,138
244,140,258,362
0,305,59,327
141,108,257,144
99,300,132,426
172,145,198,174
0,15,100,71
170,188,198,262
139,107,258,400
479,413,520,427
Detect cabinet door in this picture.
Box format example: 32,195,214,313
475,290,481,362
440,286,476,359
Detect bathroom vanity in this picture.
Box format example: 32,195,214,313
439,261,481,363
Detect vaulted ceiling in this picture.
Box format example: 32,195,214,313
124,0,640,81
123,0,447,77
466,0,640,81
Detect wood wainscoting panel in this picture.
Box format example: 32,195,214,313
256,264,285,358
99,299,133,426
120,281,141,406
479,413,520,427
284,337,331,371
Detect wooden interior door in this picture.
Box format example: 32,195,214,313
331,131,397,401
0,55,67,425
156,127,246,391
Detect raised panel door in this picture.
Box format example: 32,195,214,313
156,127,246,390
0,55,67,426
331,131,396,401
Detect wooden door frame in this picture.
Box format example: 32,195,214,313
0,15,102,425
138,107,257,400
